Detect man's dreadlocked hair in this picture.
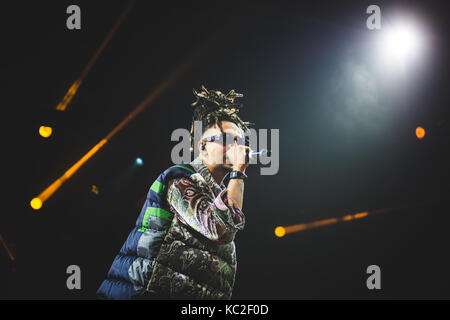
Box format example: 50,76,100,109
189,85,254,152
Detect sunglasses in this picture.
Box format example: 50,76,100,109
202,133,248,146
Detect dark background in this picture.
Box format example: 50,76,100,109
1,0,449,299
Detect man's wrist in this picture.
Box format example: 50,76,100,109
229,170,248,180
232,165,247,174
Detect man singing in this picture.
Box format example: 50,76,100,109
97,85,253,299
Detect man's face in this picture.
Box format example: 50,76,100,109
199,121,245,170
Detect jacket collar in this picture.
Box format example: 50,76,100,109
190,156,226,197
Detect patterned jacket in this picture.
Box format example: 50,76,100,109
97,157,245,299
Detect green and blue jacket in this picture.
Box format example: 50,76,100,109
97,157,245,299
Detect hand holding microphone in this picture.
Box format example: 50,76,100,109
226,143,271,172
226,144,250,172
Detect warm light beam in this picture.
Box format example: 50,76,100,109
275,201,434,237
275,214,365,237
31,139,107,209
30,39,203,209
0,233,15,261
275,212,369,237
56,0,136,111
31,12,244,209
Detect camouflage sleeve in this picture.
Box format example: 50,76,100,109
166,177,245,244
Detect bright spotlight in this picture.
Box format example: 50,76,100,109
383,25,420,58
376,20,425,69
135,157,143,166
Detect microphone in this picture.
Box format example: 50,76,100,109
249,148,271,158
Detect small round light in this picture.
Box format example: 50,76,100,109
415,126,426,139
39,126,52,138
91,185,99,195
136,158,143,165
30,198,42,210
274,226,286,238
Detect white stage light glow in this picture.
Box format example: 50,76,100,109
376,20,425,70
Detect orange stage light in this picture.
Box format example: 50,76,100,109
39,126,53,138
415,126,426,139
